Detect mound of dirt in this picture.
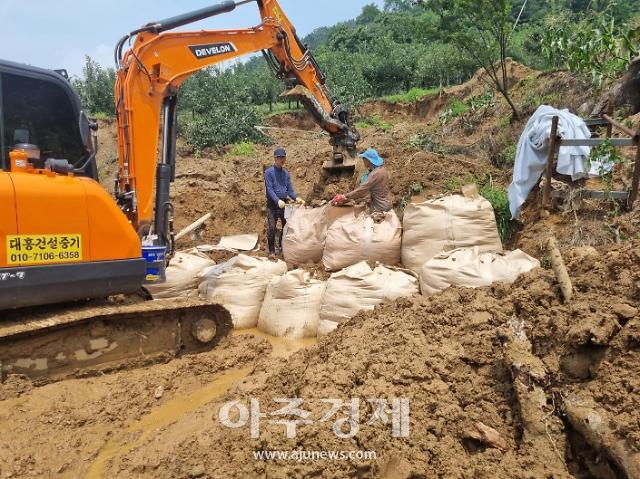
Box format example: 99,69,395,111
92,241,639,479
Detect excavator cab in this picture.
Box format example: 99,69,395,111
0,60,98,179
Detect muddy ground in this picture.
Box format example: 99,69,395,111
1,62,639,478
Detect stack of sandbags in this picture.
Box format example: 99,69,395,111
146,250,215,299
258,269,326,339
401,192,502,273
282,204,355,265
318,261,419,335
199,254,287,328
419,247,539,295
323,210,402,271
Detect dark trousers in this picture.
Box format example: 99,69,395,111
267,208,286,254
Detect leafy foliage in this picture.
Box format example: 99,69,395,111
383,87,439,103
228,142,257,156
540,8,640,89
179,68,267,149
72,56,116,116
355,114,393,131
479,178,515,242
438,98,469,125
418,0,521,119
586,139,633,214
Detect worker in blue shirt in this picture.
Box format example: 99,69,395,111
264,147,304,257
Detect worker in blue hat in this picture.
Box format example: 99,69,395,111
332,148,394,212
264,147,304,257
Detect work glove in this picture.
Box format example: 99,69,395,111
295,197,305,206
332,194,346,206
278,199,286,209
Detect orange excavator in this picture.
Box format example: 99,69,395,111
0,0,359,382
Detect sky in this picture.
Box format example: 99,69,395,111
0,0,384,78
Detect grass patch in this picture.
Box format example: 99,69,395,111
478,178,515,243
356,114,393,132
444,178,463,193
521,92,561,112
229,141,257,156
438,98,469,125
383,87,439,104
89,111,112,121
255,102,304,118
492,141,517,168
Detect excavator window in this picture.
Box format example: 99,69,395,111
2,72,85,169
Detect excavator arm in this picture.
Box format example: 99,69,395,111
114,0,360,247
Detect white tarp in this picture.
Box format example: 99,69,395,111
217,234,258,251
199,254,287,328
401,193,502,273
507,105,613,219
318,262,419,335
146,251,215,299
419,247,540,295
258,269,326,339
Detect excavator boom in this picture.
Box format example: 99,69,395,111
114,0,360,244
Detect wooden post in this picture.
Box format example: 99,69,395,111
606,101,614,139
629,134,640,208
542,116,560,209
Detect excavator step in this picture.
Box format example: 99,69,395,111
0,299,231,385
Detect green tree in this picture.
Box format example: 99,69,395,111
179,67,266,149
540,8,640,90
72,56,116,116
383,0,416,12
357,4,382,24
419,0,521,119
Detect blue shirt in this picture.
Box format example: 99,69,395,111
264,165,297,209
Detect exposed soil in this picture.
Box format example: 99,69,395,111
2,62,640,478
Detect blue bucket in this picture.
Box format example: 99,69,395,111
142,246,167,284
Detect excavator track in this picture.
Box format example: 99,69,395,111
0,299,231,385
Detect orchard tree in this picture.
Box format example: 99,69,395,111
73,56,116,116
179,67,265,149
418,0,521,120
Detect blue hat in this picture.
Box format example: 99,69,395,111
359,148,383,167
274,147,287,157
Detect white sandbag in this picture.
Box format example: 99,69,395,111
318,261,419,335
323,210,402,271
146,251,215,299
258,269,326,339
419,247,539,295
401,193,503,273
200,254,287,328
282,204,356,265
283,205,329,264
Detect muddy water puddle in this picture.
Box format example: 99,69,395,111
84,328,316,478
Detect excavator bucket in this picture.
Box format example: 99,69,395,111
322,149,358,170
281,85,358,171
